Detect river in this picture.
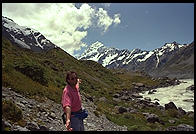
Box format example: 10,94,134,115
139,79,194,112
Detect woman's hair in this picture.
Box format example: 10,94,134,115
66,71,77,85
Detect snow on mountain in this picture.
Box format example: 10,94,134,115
2,16,56,52
79,40,191,77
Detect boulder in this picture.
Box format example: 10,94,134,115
143,113,160,123
131,93,143,98
165,102,178,110
166,124,194,131
144,97,151,101
154,101,160,106
118,107,128,114
183,99,194,103
186,85,194,91
148,89,157,94
154,98,159,101
178,107,186,116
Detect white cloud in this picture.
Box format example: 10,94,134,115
96,8,113,33
113,14,121,25
2,3,121,56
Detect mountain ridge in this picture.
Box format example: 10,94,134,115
2,16,57,52
2,16,194,131
79,41,194,79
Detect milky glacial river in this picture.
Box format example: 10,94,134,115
139,79,194,112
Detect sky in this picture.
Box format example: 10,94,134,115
2,3,194,57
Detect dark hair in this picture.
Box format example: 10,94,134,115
66,71,77,85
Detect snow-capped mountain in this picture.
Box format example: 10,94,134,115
79,41,194,78
2,16,56,52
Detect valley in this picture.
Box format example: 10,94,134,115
2,15,194,131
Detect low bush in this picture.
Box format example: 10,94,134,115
2,99,23,122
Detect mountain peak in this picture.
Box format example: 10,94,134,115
89,41,105,50
2,16,56,52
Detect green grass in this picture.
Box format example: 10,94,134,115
2,36,194,131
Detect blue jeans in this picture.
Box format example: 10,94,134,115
70,116,84,131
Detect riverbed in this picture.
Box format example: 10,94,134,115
139,79,194,112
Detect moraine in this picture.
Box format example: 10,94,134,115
139,79,194,112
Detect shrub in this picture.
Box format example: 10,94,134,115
15,64,48,86
166,109,179,118
2,99,23,122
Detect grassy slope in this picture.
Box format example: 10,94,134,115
2,37,194,130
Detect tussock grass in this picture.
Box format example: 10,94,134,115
2,36,194,130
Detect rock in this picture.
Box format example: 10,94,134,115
118,107,128,114
49,112,56,120
16,102,25,108
120,96,131,101
13,125,30,131
21,100,28,104
86,96,94,102
112,98,121,102
143,113,160,123
186,85,194,91
2,120,12,130
26,121,39,131
166,124,194,131
38,107,47,113
154,101,160,105
113,93,120,98
99,97,107,102
183,99,194,103
178,107,186,116
148,89,156,94
131,93,143,98
128,108,138,113
157,105,165,111
176,124,194,131
144,97,151,101
165,102,178,110
28,104,33,109
136,99,152,107
132,82,145,87
38,125,50,131
168,120,176,124
186,111,194,118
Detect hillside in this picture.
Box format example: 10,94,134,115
2,36,194,131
